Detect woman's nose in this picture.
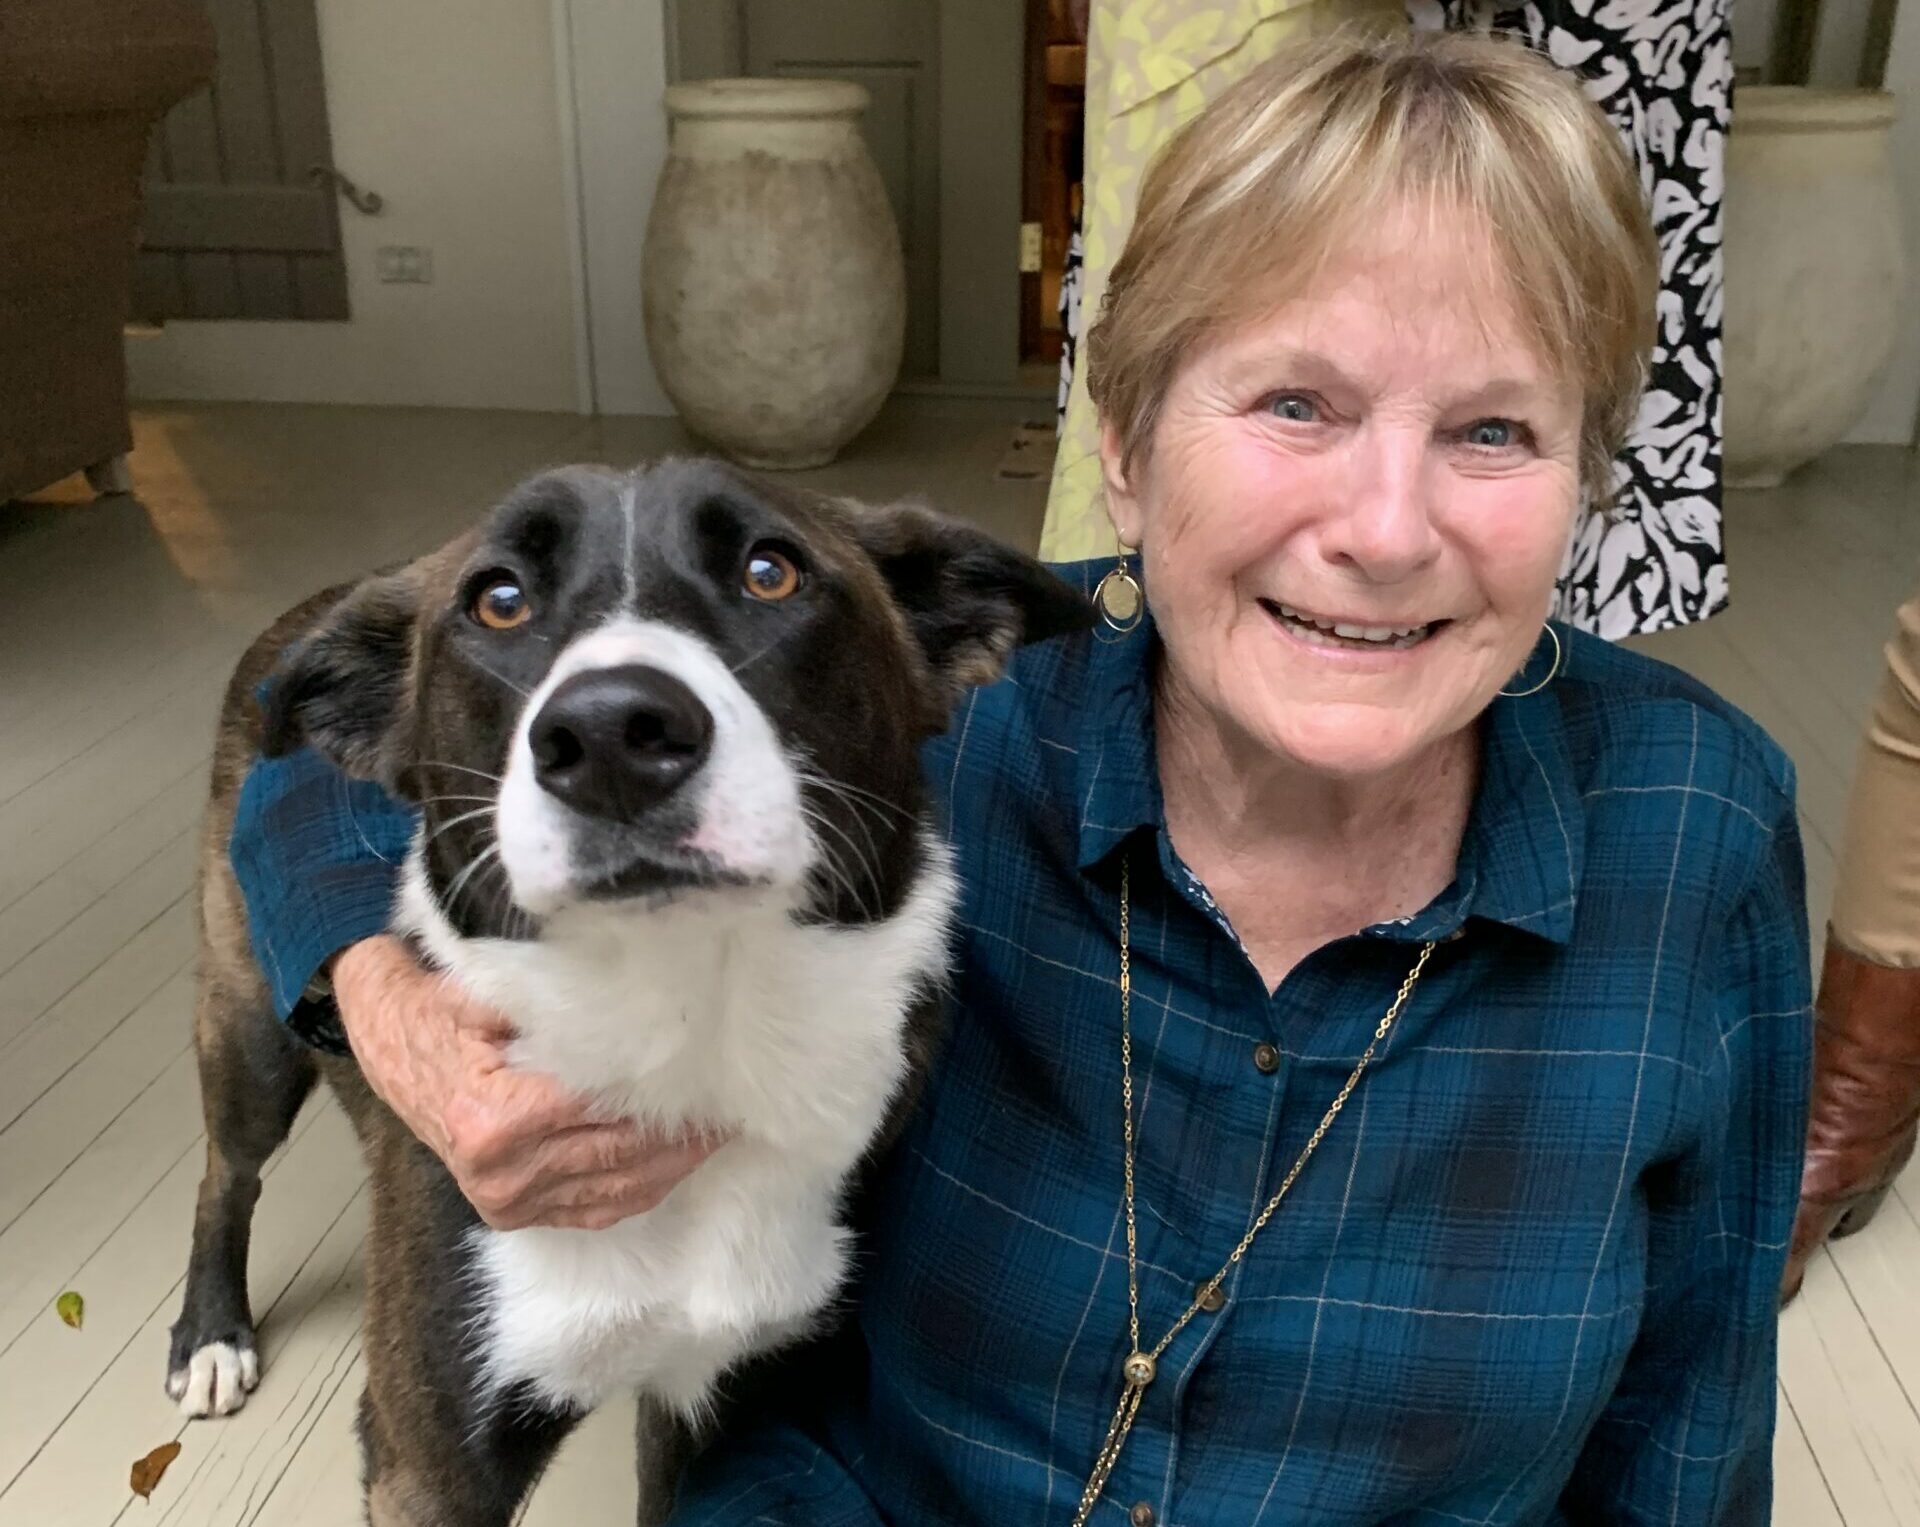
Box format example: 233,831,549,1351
1320,431,1443,583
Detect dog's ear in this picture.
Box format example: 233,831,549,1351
852,502,1096,706
260,569,422,788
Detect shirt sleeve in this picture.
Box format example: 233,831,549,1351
229,744,417,1020
1558,783,1813,1524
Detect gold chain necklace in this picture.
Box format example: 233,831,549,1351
1072,858,1436,1527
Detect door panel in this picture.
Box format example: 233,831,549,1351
742,0,941,377
137,0,348,322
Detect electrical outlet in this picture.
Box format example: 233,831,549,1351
1019,221,1043,274
375,245,434,284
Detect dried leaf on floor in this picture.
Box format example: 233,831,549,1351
54,1291,83,1329
129,1441,182,1501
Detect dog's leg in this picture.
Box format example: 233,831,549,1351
635,1399,697,1527
350,1138,581,1527
357,1378,578,1527
167,960,316,1418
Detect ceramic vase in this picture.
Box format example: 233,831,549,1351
643,78,907,470
1724,87,1904,489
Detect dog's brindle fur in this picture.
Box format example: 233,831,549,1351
173,460,1091,1526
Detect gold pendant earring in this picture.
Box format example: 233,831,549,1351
1499,623,1562,698
1095,545,1144,636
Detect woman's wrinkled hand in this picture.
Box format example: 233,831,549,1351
331,935,728,1231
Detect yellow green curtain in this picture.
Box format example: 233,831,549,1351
1040,0,1407,563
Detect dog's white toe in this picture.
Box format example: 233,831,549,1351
176,1341,257,1418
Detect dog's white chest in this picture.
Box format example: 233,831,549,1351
472,1146,853,1413
399,851,953,1417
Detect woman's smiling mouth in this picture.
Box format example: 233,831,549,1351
1258,599,1450,652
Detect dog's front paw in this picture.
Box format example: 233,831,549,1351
166,1326,260,1418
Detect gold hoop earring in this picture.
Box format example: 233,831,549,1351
1094,546,1144,636
1499,623,1562,699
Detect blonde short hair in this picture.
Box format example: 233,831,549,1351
1086,30,1659,495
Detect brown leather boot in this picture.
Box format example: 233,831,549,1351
1782,941,1920,1303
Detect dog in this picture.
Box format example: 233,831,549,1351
166,458,1092,1525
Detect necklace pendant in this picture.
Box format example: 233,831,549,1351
1122,1351,1157,1388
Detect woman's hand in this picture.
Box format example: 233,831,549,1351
331,936,726,1231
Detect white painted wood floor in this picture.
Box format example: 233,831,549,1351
0,403,1913,1526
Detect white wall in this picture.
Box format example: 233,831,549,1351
1735,0,1782,78
1847,0,1920,447
566,0,672,416
129,0,589,414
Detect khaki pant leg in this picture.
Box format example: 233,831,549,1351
1830,589,1920,967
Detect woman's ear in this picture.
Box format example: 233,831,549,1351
1098,417,1146,549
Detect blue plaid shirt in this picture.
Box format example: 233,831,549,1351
233,564,1812,1526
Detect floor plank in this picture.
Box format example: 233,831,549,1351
1777,1264,1920,1526
0,969,194,1245
129,1185,367,1527
1775,1381,1848,1527
0,772,207,981
0,1097,359,1518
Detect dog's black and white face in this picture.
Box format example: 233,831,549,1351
263,458,1091,933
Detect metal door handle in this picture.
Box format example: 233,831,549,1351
309,165,385,216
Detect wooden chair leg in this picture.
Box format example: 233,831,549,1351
84,453,134,496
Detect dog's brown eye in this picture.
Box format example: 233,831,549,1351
743,545,802,603
472,578,531,630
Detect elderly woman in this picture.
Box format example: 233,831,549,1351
230,32,1809,1525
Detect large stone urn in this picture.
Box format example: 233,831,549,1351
1724,87,1904,489
642,79,907,470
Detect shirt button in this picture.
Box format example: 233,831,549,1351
1252,1041,1281,1074
1130,1504,1157,1527
1196,1280,1227,1313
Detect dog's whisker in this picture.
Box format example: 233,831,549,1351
805,772,914,820
794,765,916,829
803,821,862,921
444,842,504,908
833,792,886,877
468,655,534,699
484,863,523,940
812,802,884,898
802,804,879,922
409,760,506,785
793,773,907,892
816,798,884,896
729,634,782,676
425,805,498,845
429,824,498,867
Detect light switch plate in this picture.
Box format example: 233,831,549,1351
1019,222,1043,274
375,245,434,284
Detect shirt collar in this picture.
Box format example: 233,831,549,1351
1072,617,1583,945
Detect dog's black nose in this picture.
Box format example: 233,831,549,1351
529,665,713,821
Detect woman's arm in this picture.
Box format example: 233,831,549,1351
229,745,721,1228
1559,789,1813,1523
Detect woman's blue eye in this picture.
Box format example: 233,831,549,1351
1268,394,1317,422
1465,419,1516,448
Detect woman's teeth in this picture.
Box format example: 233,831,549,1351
1267,601,1437,650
